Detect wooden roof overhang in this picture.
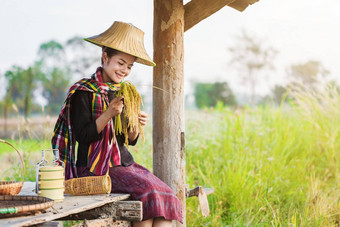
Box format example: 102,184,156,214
184,0,259,31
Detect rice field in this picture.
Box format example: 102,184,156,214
0,86,339,226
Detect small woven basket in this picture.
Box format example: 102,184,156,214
0,139,25,195
64,175,111,195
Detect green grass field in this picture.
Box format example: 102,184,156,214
1,86,339,226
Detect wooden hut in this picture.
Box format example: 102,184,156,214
153,0,259,226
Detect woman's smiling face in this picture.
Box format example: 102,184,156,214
102,51,135,83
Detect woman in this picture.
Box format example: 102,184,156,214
52,21,182,226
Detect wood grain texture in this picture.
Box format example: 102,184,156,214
184,0,234,31
153,0,185,226
1,182,131,227
186,186,215,198
184,0,259,31
228,0,259,12
61,200,142,222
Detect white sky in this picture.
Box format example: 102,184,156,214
1,0,340,99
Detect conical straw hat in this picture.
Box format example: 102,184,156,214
84,21,155,67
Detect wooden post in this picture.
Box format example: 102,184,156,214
153,0,185,226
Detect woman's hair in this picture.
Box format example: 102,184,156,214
101,46,120,65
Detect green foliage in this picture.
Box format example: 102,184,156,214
4,62,43,118
269,84,291,106
4,66,25,102
194,82,236,109
0,139,51,182
38,40,64,60
1,37,99,117
41,67,70,114
37,40,71,114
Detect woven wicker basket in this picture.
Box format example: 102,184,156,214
0,139,25,195
0,195,53,218
64,175,111,195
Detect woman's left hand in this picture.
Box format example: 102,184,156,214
138,111,148,126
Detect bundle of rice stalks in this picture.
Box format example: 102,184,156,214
115,81,144,145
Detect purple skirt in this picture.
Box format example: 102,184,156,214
77,162,182,222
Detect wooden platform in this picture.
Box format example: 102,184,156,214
0,182,141,227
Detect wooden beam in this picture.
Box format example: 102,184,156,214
59,200,142,222
228,0,259,12
184,0,259,31
186,186,213,217
153,0,185,226
184,0,235,31
186,186,214,198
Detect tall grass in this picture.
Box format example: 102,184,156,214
1,85,339,226
184,85,340,226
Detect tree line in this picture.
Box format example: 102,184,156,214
1,31,339,119
0,37,99,119
192,31,339,109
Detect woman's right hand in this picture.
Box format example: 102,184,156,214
96,95,124,133
107,95,124,118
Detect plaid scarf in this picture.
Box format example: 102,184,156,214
52,67,121,180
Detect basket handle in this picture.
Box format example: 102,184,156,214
0,139,25,185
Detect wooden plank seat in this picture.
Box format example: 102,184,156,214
1,183,214,226
0,182,141,227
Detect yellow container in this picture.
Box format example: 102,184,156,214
39,166,64,180
38,166,65,202
39,179,64,189
39,188,64,202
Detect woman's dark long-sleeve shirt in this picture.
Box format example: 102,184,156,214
70,90,136,168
